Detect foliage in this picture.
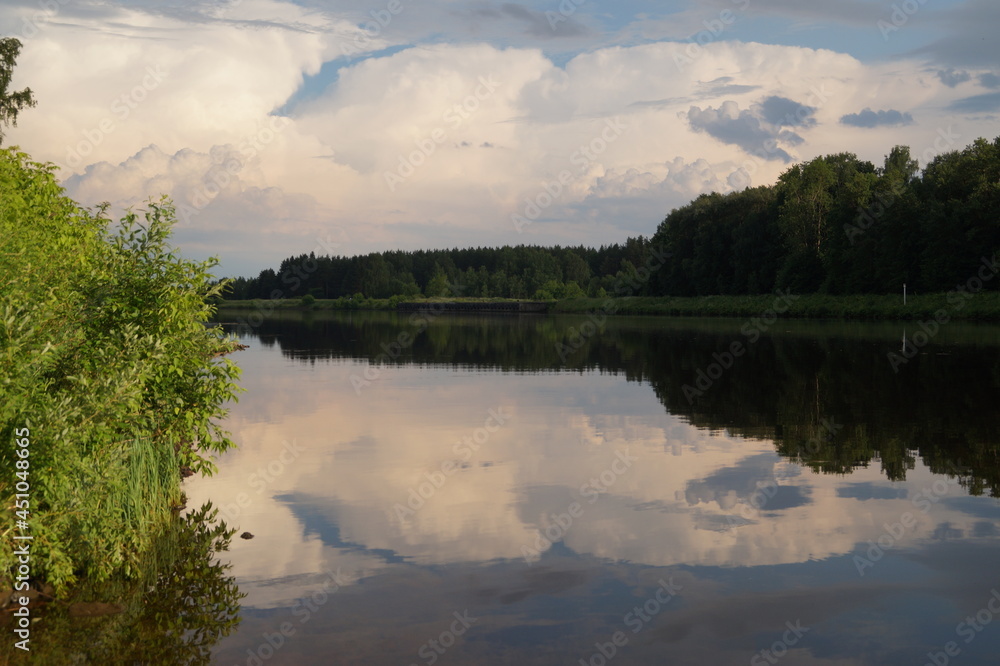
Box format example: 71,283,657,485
0,149,241,591
0,38,35,145
226,238,653,302
0,503,243,664
652,138,1000,296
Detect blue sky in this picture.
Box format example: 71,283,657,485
2,0,997,277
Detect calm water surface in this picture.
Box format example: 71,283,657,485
190,311,1000,665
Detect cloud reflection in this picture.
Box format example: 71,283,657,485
185,338,1000,612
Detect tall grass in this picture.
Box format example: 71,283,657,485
118,436,182,535
61,436,184,584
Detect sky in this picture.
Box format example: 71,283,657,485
2,0,998,278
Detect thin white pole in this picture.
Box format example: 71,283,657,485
903,283,907,305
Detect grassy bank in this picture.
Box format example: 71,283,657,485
217,292,1000,321
215,295,527,311
551,292,1000,321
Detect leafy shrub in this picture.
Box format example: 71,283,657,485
0,149,242,591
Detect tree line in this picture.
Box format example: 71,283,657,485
226,238,656,301
228,136,1000,300
653,138,1000,296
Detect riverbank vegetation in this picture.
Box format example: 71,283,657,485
0,148,242,593
216,291,1000,321
225,136,999,311
216,295,533,312
551,292,1000,320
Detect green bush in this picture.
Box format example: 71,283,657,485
0,149,242,592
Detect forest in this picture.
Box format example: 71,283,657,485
227,136,1000,301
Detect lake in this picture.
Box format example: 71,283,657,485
189,309,1000,665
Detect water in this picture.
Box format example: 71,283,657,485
189,310,1000,665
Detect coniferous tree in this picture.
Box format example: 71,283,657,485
0,38,36,145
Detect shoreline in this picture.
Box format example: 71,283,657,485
214,292,1000,322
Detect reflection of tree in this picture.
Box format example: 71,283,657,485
225,312,1000,497
0,503,242,664
644,328,1000,498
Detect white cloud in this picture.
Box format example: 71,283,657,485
5,0,340,167
3,2,998,275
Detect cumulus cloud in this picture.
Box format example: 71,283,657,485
3,1,996,275
839,108,914,128
560,157,731,233
59,142,341,269
63,144,251,214
592,157,727,199
936,68,971,87
686,97,816,163
4,0,343,170
757,95,817,127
